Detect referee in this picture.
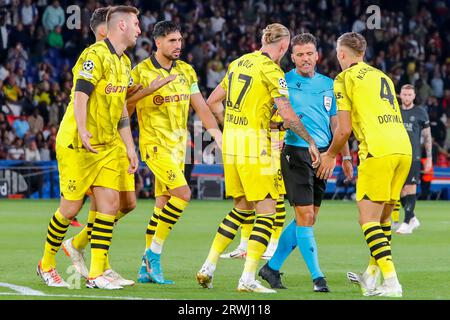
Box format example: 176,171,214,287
258,33,353,292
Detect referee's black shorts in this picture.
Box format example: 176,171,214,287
281,145,328,207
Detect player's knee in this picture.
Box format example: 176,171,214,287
297,210,315,226
120,200,136,214
178,188,191,202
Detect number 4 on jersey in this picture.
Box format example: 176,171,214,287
380,77,395,111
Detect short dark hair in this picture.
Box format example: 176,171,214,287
106,5,139,24
153,21,181,39
291,33,317,48
90,7,110,33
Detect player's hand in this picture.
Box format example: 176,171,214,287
424,158,433,172
308,143,321,169
317,152,336,180
342,158,354,182
149,74,177,93
79,129,98,153
127,149,139,174
126,84,143,99
272,138,284,152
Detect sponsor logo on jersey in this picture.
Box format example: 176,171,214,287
153,94,190,105
105,83,127,94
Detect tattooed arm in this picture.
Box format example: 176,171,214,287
275,96,320,167
422,127,433,172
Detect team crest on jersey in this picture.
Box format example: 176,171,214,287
68,180,76,192
323,96,332,111
83,60,94,72
167,170,176,182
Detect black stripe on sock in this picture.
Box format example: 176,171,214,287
276,201,284,205
276,214,286,221
91,235,112,242
374,250,391,261
229,211,245,224
47,229,64,241
46,237,61,247
256,218,273,229
49,222,66,235
369,241,389,254
252,226,272,238
52,216,69,229
166,202,183,213
233,209,254,218
159,215,177,225
149,220,158,227
363,226,381,237
152,213,159,220
94,218,115,227
276,207,285,213
161,208,180,220
381,226,391,231
146,229,155,235
217,226,235,240
91,243,110,250
222,218,239,231
249,235,269,247
273,222,284,227
366,232,386,244
92,226,113,234
87,223,94,227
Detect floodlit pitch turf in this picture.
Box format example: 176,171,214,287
0,199,449,300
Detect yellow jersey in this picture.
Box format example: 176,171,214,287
130,55,199,156
220,51,289,157
57,38,131,150
334,62,411,160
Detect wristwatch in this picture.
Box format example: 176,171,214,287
342,156,352,161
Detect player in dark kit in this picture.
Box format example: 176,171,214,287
395,84,432,235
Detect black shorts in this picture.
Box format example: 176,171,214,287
405,159,421,185
281,145,327,207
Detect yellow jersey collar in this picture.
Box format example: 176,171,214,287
150,54,177,72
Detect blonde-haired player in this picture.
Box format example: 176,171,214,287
197,23,320,293
318,32,412,297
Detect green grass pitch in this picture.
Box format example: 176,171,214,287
0,199,449,300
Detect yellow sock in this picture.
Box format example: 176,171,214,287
272,198,286,241
145,207,161,249
381,220,392,243
240,212,255,245
244,213,275,274
392,200,400,223
41,209,71,271
89,212,115,278
115,210,127,223
152,197,189,250
362,222,397,279
72,210,96,250
206,208,254,265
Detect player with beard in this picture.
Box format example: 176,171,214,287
394,84,432,234
127,21,222,285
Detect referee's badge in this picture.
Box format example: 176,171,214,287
323,96,332,112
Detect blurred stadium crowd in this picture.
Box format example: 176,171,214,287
0,0,449,171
